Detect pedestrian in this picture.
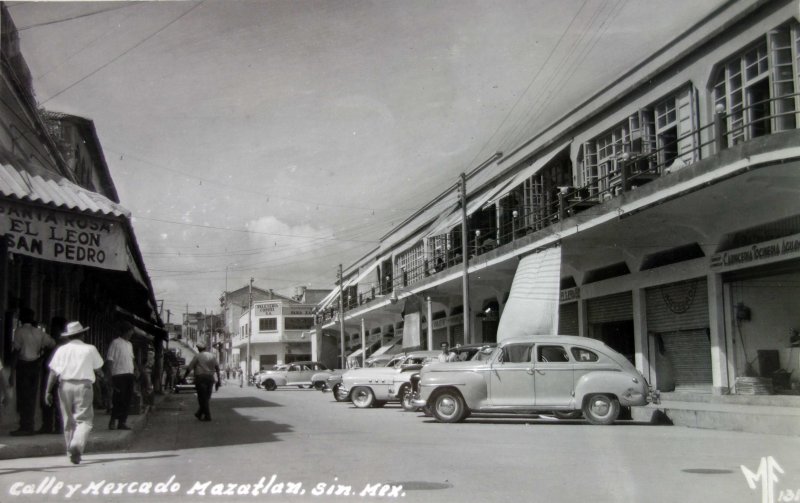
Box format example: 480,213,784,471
44,321,104,465
0,358,11,413
11,307,55,436
38,316,66,434
106,321,136,430
238,368,243,388
438,342,450,363
182,341,221,422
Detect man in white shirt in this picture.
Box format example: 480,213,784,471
105,321,136,430
11,308,55,436
45,321,104,465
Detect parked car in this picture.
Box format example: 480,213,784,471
341,350,441,408
412,335,656,424
259,362,331,390
314,354,395,396
254,364,289,388
403,343,496,411
328,354,404,402
173,368,195,394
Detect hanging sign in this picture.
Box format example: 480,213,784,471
1,200,126,270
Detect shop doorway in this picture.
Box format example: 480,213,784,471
592,320,635,365
259,354,277,371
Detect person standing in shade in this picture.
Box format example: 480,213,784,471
182,341,221,421
39,316,66,434
11,308,55,436
106,321,136,430
44,321,104,465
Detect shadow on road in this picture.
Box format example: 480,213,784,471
127,395,294,453
0,454,179,476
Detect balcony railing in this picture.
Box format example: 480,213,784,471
320,93,800,323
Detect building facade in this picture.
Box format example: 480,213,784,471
235,294,316,375
318,0,800,397
0,4,163,391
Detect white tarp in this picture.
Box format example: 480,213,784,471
402,312,422,348
497,246,562,341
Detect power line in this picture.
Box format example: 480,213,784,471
134,215,380,244
40,1,204,105
11,3,139,31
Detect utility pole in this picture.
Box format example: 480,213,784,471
459,173,471,344
338,264,346,370
247,277,253,383
360,318,366,368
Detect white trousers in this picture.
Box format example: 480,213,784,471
58,380,94,455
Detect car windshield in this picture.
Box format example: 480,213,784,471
472,347,498,362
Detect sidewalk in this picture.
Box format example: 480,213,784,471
0,394,166,460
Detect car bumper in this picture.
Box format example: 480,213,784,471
411,398,427,408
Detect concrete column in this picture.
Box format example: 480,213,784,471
709,273,731,394
577,297,587,338
632,288,651,380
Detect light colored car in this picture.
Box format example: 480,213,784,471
328,354,404,402
341,350,441,408
259,361,331,390
314,354,396,397
412,335,655,424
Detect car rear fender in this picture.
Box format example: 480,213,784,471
574,370,648,407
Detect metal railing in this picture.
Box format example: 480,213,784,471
322,93,800,322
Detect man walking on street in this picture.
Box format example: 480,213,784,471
183,341,221,421
44,321,104,465
106,321,136,430
11,308,55,436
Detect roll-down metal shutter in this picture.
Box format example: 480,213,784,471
646,279,711,390
559,302,579,335
587,292,633,324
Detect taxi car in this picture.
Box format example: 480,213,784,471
411,336,655,424
259,361,331,390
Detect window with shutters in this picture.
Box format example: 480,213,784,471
712,22,800,147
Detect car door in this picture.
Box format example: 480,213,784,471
533,344,574,407
489,342,536,406
285,364,301,385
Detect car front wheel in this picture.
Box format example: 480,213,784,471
432,389,468,423
263,380,277,391
582,394,620,425
351,387,375,408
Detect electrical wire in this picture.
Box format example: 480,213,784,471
11,3,139,31
40,1,204,105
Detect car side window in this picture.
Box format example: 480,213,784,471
537,345,569,363
501,344,533,363
570,347,599,362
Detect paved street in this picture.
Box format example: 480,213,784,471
0,383,798,503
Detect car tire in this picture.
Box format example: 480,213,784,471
431,389,468,423
313,381,326,390
332,384,346,402
400,385,416,412
582,394,620,425
553,410,583,420
351,386,375,408
264,380,277,391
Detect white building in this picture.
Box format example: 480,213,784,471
236,297,317,374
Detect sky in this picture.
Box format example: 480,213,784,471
7,0,727,318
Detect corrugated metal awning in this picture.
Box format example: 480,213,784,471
0,164,130,218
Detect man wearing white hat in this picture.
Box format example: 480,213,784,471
44,321,104,465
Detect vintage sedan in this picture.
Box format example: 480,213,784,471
412,336,655,424
259,361,331,390
341,350,441,408
403,343,496,411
